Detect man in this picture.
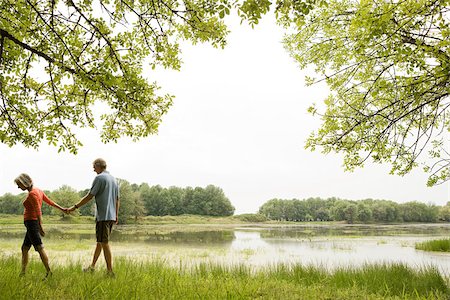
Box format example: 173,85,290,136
69,158,119,276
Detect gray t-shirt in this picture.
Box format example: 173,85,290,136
89,170,119,221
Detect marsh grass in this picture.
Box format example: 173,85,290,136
0,213,342,226
0,256,448,300
416,239,450,252
239,248,256,257
0,214,95,225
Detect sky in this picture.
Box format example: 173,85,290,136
1,14,448,214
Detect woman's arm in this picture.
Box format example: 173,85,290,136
43,193,66,212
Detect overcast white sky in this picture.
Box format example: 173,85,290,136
1,14,448,214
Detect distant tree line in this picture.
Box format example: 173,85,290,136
259,198,450,223
0,181,235,223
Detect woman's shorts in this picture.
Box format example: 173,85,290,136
23,220,43,250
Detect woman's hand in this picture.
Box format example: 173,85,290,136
38,215,46,237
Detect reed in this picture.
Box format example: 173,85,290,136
0,256,448,299
416,239,450,252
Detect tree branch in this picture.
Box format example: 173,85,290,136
0,28,76,75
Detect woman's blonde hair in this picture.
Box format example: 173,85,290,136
14,173,33,188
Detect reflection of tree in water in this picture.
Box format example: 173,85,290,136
0,227,235,246
259,225,450,239
2,225,449,244
139,230,235,245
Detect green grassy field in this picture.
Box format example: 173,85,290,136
416,239,450,252
0,214,241,225
0,213,340,225
0,256,448,299
0,214,95,225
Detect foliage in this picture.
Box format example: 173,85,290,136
4,0,448,192
0,257,448,299
370,200,400,222
141,184,234,217
416,238,450,252
283,0,450,185
0,193,23,214
400,201,440,222
48,185,80,217
439,202,450,221
0,0,280,153
234,213,268,222
117,178,146,223
259,197,444,223
0,182,235,218
356,202,372,223
198,185,235,216
77,188,95,216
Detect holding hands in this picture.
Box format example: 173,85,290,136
55,204,69,214
58,194,92,214
56,205,77,214
67,205,78,213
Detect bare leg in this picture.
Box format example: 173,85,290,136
21,245,30,275
91,242,102,268
36,245,51,274
101,242,113,272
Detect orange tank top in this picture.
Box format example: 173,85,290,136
23,187,56,221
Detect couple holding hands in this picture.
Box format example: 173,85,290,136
15,158,120,279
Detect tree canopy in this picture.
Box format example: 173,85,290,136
283,0,450,185
3,0,449,186
0,0,273,153
258,197,445,223
0,181,235,222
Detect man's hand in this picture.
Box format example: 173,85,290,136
39,227,45,237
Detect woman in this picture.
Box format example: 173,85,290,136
15,173,66,279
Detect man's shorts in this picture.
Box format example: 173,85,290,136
96,220,115,243
23,220,43,251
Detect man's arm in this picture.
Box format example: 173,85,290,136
68,193,94,212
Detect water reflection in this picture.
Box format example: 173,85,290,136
254,233,450,271
0,226,235,246
257,224,450,239
123,230,234,245
231,226,450,275
1,223,449,274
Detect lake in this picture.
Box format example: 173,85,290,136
1,223,449,275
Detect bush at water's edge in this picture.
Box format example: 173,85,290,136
416,239,450,252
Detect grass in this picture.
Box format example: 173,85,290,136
0,256,448,299
0,214,241,225
416,239,450,252
0,214,95,225
0,213,342,226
